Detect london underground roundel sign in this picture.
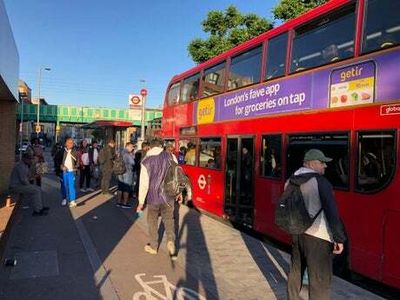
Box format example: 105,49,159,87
130,95,141,105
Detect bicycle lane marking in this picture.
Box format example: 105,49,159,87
133,273,206,300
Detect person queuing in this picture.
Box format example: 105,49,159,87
137,138,189,259
89,141,100,188
9,153,49,216
286,149,346,300
54,138,79,207
26,137,44,186
133,141,150,198
116,142,135,208
99,139,116,195
78,139,94,192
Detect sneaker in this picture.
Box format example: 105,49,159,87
86,187,94,192
80,188,87,192
69,201,77,208
41,207,50,212
167,241,176,257
116,203,122,208
61,199,67,206
144,244,157,255
121,204,132,209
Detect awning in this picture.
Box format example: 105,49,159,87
81,120,133,129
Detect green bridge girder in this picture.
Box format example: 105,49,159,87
16,104,162,126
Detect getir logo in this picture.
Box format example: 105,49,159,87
197,97,215,124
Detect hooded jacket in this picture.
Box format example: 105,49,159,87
289,167,346,243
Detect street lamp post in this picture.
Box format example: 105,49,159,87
36,67,51,137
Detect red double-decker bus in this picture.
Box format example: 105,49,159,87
161,0,400,288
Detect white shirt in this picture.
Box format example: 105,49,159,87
93,148,99,164
64,149,74,171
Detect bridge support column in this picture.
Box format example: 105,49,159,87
55,121,60,143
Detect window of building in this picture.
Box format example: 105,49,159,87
287,133,350,189
356,131,396,193
182,73,200,103
362,0,400,53
202,62,226,97
167,82,180,105
199,138,222,169
290,4,356,73
260,135,282,178
265,33,288,80
178,138,197,166
228,46,262,90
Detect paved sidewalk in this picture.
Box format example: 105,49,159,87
0,173,384,300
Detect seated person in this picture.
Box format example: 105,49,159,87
8,153,49,216
322,44,340,63
185,143,196,166
358,152,382,185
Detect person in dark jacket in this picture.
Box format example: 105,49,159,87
54,138,79,207
287,149,346,300
99,139,115,195
78,139,93,192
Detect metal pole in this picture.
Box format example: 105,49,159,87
36,67,42,137
141,95,146,142
139,79,146,148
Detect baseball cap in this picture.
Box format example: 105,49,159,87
304,149,332,162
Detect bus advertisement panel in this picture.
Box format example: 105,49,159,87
194,49,400,125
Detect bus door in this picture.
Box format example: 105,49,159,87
224,137,255,227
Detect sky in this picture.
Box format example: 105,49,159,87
4,0,278,109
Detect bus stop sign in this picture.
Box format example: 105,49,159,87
140,89,148,97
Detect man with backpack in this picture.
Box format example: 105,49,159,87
98,139,116,195
281,149,346,300
136,138,192,260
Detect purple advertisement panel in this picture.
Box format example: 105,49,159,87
193,48,400,125
215,74,313,121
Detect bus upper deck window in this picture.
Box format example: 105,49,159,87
202,62,226,98
265,32,288,80
228,46,262,91
167,83,180,105
356,131,396,193
290,4,356,73
362,0,400,53
182,73,200,103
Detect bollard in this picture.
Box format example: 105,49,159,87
5,195,12,208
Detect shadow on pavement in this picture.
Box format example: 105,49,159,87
175,206,219,300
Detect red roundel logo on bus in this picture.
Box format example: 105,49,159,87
130,95,141,105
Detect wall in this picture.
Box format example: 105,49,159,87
0,101,16,195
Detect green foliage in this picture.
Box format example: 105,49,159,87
188,5,272,64
273,0,329,21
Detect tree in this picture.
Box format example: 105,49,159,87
188,5,272,64
273,0,329,21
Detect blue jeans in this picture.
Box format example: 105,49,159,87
62,171,76,202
